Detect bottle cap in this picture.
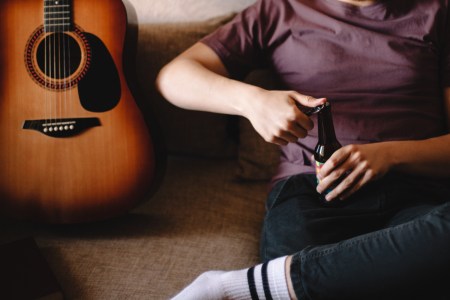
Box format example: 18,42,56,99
304,102,328,116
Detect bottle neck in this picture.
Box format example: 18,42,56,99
317,104,338,144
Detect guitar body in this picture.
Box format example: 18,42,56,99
0,0,157,223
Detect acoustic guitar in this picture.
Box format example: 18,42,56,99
0,0,159,223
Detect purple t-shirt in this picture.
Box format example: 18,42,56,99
201,0,450,182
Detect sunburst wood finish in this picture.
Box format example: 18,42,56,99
0,0,156,223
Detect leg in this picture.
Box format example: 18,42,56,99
170,256,291,300
261,174,392,261
290,201,450,299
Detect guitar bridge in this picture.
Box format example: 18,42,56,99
23,118,101,138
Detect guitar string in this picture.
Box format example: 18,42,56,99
50,3,54,128
62,0,69,131
58,28,61,126
66,0,71,128
58,22,62,129
44,8,48,129
63,26,66,127
67,0,73,132
64,10,68,127
49,18,52,126
53,6,57,127
44,0,49,129
57,1,62,128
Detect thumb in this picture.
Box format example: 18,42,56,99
290,92,327,108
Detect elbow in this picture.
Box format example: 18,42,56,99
155,61,190,109
155,64,172,100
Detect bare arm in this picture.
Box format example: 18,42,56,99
156,42,326,145
156,42,254,115
387,87,450,177
318,88,450,201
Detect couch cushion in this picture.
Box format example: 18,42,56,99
0,157,267,299
136,16,238,158
236,70,282,181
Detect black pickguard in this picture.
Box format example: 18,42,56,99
78,32,121,112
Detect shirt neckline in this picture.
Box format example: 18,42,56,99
319,0,390,20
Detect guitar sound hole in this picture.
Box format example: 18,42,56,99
36,33,82,79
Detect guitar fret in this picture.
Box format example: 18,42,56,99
44,12,70,15
44,0,72,32
46,23,71,26
46,17,70,21
45,5,69,8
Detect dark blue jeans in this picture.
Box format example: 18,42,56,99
260,174,450,299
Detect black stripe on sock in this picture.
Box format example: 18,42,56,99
262,262,273,300
247,267,259,300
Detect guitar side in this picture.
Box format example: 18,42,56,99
0,0,157,223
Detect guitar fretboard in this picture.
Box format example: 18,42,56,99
44,0,72,32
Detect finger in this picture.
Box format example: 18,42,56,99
290,92,327,108
325,163,366,201
318,147,352,179
339,171,372,200
295,109,314,131
279,130,300,143
270,136,289,146
287,122,308,139
316,159,353,194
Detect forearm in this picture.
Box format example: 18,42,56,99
385,134,450,178
157,43,327,145
156,46,260,117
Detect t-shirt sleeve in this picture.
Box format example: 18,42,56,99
201,0,269,80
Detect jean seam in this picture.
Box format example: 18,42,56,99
291,254,310,300
261,178,291,261
266,177,291,211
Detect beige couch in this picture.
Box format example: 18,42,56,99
0,0,287,299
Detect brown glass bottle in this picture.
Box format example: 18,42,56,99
314,102,342,193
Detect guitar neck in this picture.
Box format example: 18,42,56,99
44,0,72,32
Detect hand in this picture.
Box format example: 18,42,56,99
316,143,392,201
244,90,326,145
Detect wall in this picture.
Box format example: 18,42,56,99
127,0,256,23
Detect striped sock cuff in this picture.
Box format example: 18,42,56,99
267,256,290,299
247,266,259,300
247,256,289,300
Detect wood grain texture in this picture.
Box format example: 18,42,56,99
0,0,156,223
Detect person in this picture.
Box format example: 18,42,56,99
156,0,450,298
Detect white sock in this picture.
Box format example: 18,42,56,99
171,256,291,300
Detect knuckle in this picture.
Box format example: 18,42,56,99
286,121,296,131
305,95,315,102
328,158,338,168
366,168,378,179
276,128,285,137
360,161,369,170
347,144,358,152
341,177,353,189
266,135,275,143
334,169,345,179
298,130,307,138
